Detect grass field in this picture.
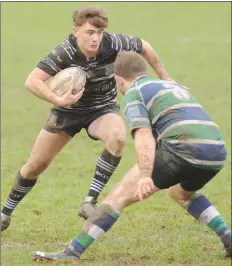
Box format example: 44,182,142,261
1,2,231,266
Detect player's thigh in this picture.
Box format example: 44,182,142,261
179,167,220,192
87,112,126,142
168,169,219,205
111,164,140,195
21,129,71,177
168,161,220,203
103,164,140,209
25,129,71,169
44,109,83,137
30,129,71,159
122,164,140,182
168,169,218,204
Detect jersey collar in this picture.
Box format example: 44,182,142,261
130,75,149,88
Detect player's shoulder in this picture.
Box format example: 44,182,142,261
53,34,77,58
103,31,117,40
102,31,128,47
123,85,143,105
38,34,77,75
102,31,116,49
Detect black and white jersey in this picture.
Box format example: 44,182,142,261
37,32,142,112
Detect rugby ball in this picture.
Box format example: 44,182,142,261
50,67,86,96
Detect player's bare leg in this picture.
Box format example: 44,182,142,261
102,164,159,209
32,165,160,262
168,184,232,258
1,129,71,231
78,113,126,219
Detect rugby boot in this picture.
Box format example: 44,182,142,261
78,196,97,220
32,245,79,264
1,213,11,231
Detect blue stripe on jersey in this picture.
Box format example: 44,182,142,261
165,106,213,121
166,142,227,162
124,103,149,120
154,107,214,134
139,82,188,105
139,83,163,105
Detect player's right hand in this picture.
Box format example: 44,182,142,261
135,177,155,201
55,87,85,107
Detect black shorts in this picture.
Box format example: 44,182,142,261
152,141,220,191
43,104,120,139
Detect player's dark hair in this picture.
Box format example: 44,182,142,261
114,51,147,80
72,6,108,28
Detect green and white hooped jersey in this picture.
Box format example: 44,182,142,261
123,76,227,171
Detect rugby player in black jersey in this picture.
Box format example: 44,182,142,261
1,5,173,231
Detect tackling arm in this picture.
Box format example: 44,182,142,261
141,39,173,81
134,127,156,178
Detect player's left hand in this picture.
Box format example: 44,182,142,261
136,177,155,201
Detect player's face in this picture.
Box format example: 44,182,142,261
73,22,104,57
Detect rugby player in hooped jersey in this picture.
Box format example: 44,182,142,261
32,51,231,263
1,6,173,231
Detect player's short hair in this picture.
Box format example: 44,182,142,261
72,6,108,28
114,51,147,80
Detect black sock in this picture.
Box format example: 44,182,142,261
1,171,37,216
87,149,121,199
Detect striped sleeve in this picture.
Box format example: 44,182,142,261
123,89,151,136
108,33,142,53
37,38,76,76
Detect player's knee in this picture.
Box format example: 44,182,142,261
113,127,126,145
108,128,126,151
22,159,51,178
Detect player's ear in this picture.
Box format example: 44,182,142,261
115,75,120,87
115,75,125,94
72,26,78,34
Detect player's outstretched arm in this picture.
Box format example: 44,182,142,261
141,39,173,81
134,127,156,178
133,127,157,200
